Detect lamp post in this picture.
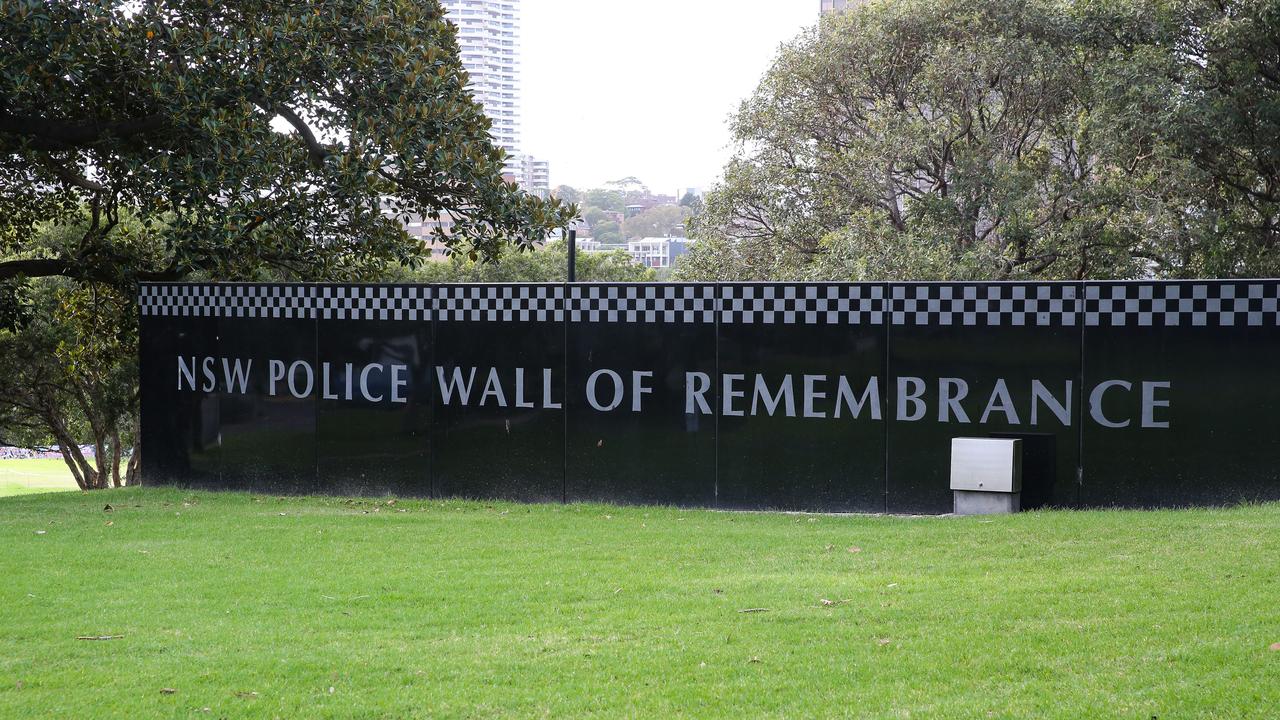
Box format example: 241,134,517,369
566,228,577,283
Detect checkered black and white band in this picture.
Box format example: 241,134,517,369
568,285,716,323
1084,283,1280,327
141,282,1280,327
434,285,565,322
719,285,886,325
889,284,1079,327
138,285,431,321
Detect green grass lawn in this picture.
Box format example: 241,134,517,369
1,489,1277,719
0,458,79,497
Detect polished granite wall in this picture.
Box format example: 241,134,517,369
140,281,1280,513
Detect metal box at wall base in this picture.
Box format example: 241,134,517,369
951,438,1022,515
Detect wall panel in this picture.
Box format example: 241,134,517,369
1081,281,1280,507
138,286,221,486
885,283,1083,514
314,286,432,497
430,285,566,503
565,284,718,506
715,284,888,512
214,286,318,493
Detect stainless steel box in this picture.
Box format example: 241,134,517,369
950,438,1022,493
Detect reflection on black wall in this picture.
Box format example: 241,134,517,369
1081,282,1280,507
717,284,887,512
217,308,318,493
886,284,1083,514
140,280,1280,513
317,316,431,497
430,285,566,503
566,284,717,507
139,300,221,486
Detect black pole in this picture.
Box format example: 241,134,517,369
567,228,577,283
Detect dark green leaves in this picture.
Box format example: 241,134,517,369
0,0,576,286
682,0,1280,281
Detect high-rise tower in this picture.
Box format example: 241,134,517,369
439,0,527,181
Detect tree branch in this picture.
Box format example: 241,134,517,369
0,256,185,283
268,104,330,167
36,154,106,192
0,110,168,150
0,258,72,281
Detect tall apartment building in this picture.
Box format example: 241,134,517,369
437,0,551,195
520,155,550,197
820,0,854,14
440,0,521,169
405,0,547,254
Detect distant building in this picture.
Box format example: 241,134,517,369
626,237,691,270
820,0,861,14
402,215,454,260
518,155,550,196
440,0,521,176
404,1,553,243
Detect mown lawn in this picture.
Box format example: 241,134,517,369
0,459,79,498
0,489,1277,719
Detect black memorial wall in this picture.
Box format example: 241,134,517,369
139,280,1280,514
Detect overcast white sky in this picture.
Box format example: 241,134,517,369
520,1,816,195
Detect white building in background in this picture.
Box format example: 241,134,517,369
440,0,521,171
520,155,550,197
438,0,550,193
402,0,549,256
626,238,692,270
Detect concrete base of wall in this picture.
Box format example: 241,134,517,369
953,490,1021,516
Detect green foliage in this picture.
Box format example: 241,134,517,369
0,270,137,489
681,0,1280,281
395,240,655,283
590,221,624,245
551,185,582,205
560,182,688,245
0,0,575,288
0,0,579,487
584,189,626,213
623,204,689,240
581,207,613,228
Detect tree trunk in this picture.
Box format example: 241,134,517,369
93,436,108,488
124,446,140,486
47,413,98,489
56,443,88,490
109,430,123,488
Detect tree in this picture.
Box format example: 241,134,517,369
0,238,139,488
552,185,581,205
0,0,575,486
591,221,623,245
584,188,626,213
623,204,689,240
1077,0,1280,276
582,207,611,228
679,0,1280,281
0,0,574,293
397,241,655,283
606,177,648,194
